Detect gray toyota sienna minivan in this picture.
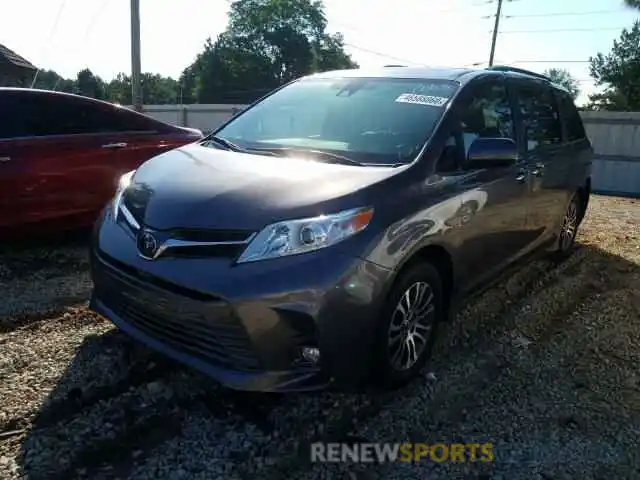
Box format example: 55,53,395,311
89,65,592,392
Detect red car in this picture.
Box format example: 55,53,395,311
0,88,202,239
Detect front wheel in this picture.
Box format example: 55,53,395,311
373,262,443,389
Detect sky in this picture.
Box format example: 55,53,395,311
1,0,638,105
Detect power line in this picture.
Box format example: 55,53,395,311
329,0,496,16
53,0,111,91
329,4,495,39
343,42,426,66
483,9,625,19
428,0,496,15
30,0,67,88
499,26,628,33
82,0,112,44
504,9,623,18
498,60,590,64
327,0,498,40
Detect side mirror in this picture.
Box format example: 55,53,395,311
465,137,518,170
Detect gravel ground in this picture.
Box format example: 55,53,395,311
0,194,639,479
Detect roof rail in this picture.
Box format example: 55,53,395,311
486,65,551,82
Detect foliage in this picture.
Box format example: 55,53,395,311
30,69,75,92
74,69,106,100
106,73,179,105
2,0,356,105
543,68,580,100
178,0,358,103
588,21,640,110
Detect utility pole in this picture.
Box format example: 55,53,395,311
130,0,142,112
488,0,503,67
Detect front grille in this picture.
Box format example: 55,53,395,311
120,192,253,259
97,260,260,371
170,228,253,243
122,194,145,227
165,244,245,259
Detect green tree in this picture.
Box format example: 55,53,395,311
588,21,640,110
624,0,640,8
543,68,580,100
105,72,131,104
140,73,179,104
5,69,75,91
30,69,75,92
181,0,357,103
312,32,356,72
105,72,179,104
74,68,106,99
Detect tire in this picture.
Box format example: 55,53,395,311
551,193,581,262
373,261,444,389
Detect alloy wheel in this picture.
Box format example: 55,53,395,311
559,198,579,251
387,281,436,371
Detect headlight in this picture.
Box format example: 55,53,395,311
237,207,374,263
112,170,135,220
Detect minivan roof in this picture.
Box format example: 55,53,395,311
309,65,572,96
310,66,476,81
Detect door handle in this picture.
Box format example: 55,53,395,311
515,169,527,183
101,142,128,149
531,162,545,177
0,157,10,163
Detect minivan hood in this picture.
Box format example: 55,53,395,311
125,143,399,230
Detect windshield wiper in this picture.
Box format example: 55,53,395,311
202,136,278,156
203,135,243,151
250,147,365,166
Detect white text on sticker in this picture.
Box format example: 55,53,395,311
395,93,448,107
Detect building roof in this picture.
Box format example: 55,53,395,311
0,43,37,75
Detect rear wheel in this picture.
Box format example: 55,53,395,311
374,262,443,389
552,194,581,261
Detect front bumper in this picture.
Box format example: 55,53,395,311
89,211,393,392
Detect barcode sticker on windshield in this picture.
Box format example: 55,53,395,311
395,93,448,107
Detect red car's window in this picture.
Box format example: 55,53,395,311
0,91,165,139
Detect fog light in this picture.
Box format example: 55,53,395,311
301,347,320,364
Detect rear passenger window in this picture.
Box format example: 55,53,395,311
1,92,158,139
0,94,57,138
52,97,157,134
516,83,562,151
559,92,586,141
0,94,17,139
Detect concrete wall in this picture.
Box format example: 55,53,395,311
138,105,640,197
141,104,245,133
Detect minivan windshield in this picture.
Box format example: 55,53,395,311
209,76,459,166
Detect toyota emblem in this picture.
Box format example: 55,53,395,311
137,230,159,259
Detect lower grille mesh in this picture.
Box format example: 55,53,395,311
99,265,260,371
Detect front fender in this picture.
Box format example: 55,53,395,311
362,193,465,273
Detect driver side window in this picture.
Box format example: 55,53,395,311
438,79,515,173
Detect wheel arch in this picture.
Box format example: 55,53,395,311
577,176,591,222
388,243,455,318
